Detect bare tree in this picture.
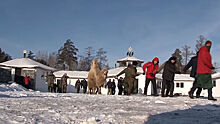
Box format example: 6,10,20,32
78,47,95,71
96,48,109,69
195,35,206,52
182,45,195,66
35,51,49,65
48,52,57,68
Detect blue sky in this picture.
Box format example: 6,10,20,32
1,0,220,67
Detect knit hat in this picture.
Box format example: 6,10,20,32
205,40,212,46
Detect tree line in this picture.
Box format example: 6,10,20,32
0,39,109,71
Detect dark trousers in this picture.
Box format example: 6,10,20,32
118,87,123,95
161,79,174,96
112,88,116,95
144,78,157,95
83,87,87,93
48,85,53,92
77,87,80,93
189,79,202,97
208,88,213,98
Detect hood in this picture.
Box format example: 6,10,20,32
152,57,159,63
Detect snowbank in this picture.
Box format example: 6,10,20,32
0,82,28,92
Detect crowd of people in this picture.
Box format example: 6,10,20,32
45,40,217,101
115,40,217,101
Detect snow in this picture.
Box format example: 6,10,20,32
0,83,220,124
0,58,55,71
117,56,144,62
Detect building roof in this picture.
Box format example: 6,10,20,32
108,67,144,77
0,58,55,71
54,70,88,79
117,56,144,63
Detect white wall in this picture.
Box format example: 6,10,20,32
173,81,193,95
35,69,48,92
212,79,220,97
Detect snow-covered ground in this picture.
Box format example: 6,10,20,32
0,83,220,124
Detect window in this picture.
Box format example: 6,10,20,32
180,83,184,88
176,83,180,88
213,80,216,87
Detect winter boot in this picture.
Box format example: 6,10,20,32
208,88,217,101
188,91,194,99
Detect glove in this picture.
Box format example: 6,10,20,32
211,67,215,70
149,73,154,76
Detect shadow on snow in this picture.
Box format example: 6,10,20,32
145,104,220,124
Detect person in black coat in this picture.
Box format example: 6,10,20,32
183,53,202,99
112,79,116,95
81,79,87,94
105,79,112,95
161,57,177,97
117,77,124,95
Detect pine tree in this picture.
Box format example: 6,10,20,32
57,39,78,71
27,51,35,60
0,48,12,63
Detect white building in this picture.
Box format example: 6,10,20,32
0,58,55,92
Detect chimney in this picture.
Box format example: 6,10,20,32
23,50,27,58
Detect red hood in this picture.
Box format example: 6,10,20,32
152,57,159,63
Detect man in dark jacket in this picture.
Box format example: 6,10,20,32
183,53,202,99
161,57,177,97
105,79,112,95
117,77,124,95
81,79,87,94
75,79,81,93
112,79,116,95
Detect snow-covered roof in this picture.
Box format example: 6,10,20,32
0,58,55,71
117,56,144,63
108,67,144,77
54,70,89,79
156,74,194,81
212,72,220,79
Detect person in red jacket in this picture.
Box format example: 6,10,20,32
24,75,31,89
196,40,217,101
142,57,159,96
